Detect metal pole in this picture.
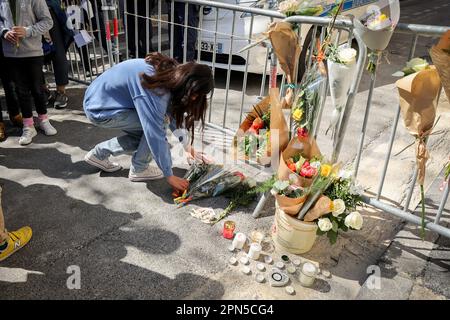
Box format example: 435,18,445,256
208,7,219,122
238,14,254,125
222,10,236,128
376,34,419,200
434,178,449,224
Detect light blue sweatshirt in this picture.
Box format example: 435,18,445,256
83,58,186,177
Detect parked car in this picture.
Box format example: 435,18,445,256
197,0,379,76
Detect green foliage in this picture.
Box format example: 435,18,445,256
212,176,276,224
324,178,362,212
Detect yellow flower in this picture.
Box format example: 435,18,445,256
292,108,303,122
320,164,332,177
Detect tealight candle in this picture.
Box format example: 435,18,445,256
223,221,235,239
247,243,262,260
232,232,246,250
239,256,249,265
241,266,251,275
256,263,265,271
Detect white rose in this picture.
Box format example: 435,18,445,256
344,211,363,230
337,47,357,65
332,199,346,217
338,169,352,179
318,218,333,232
279,0,299,13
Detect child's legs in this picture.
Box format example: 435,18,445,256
8,58,34,119
27,57,47,116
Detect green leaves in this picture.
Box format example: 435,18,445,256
273,180,290,192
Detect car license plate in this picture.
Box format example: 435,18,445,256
200,41,223,54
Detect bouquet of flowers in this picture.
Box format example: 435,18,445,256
270,180,308,215
430,30,450,102
326,44,358,146
278,0,324,17
278,129,322,187
353,0,400,76
395,59,441,238
291,59,328,136
312,170,364,244
174,164,246,206
233,88,289,164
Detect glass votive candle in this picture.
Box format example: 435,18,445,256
299,262,317,287
223,220,235,239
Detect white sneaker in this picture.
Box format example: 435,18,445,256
129,166,163,182
84,150,122,172
19,126,37,146
38,119,57,136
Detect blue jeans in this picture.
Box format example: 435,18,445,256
89,110,152,172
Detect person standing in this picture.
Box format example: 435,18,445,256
120,0,156,59
0,0,57,145
42,0,73,109
0,38,21,141
168,1,200,63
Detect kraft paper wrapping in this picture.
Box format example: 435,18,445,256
275,193,307,216
430,30,450,102
269,88,289,158
277,135,321,187
396,66,441,185
303,195,332,222
265,21,301,107
232,89,289,163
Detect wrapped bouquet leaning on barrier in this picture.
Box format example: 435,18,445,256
353,0,400,76
430,30,450,101
395,60,442,238
232,88,289,165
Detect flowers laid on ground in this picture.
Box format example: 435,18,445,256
326,44,358,146
278,0,324,17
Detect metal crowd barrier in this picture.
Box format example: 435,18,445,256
41,0,450,237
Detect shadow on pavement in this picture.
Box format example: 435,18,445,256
0,179,225,299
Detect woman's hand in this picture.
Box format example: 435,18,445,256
167,175,189,192
185,147,214,165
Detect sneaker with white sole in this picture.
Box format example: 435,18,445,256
38,119,57,136
84,150,122,172
19,126,37,145
129,166,163,182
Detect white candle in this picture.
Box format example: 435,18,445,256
232,232,246,250
299,262,317,287
247,243,262,260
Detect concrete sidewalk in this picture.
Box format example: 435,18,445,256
0,83,447,299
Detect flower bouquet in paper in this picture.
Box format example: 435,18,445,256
353,0,400,75
270,180,308,215
395,60,441,238
233,88,289,164
430,30,450,101
264,21,302,107
291,58,328,136
277,129,322,187
325,44,358,145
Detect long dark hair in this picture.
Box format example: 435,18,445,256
141,52,214,143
